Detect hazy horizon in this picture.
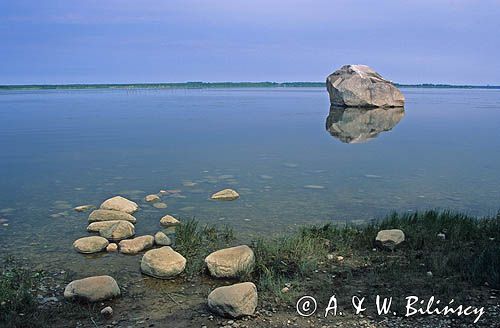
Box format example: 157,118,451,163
1,1,499,85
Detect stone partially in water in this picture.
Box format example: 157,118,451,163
87,220,122,232
88,209,136,224
376,229,405,249
100,196,138,214
106,243,118,252
140,246,186,279
205,245,255,278
154,231,172,246
119,235,154,254
64,276,120,302
99,221,135,241
74,205,94,212
326,106,405,143
145,194,160,203
207,282,257,318
152,202,168,209
211,189,240,201
160,214,180,227
304,185,325,189
326,65,405,108
73,236,109,254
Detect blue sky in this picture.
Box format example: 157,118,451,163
1,0,499,84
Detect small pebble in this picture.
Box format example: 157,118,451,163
100,306,113,317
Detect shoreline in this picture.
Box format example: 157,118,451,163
1,82,500,91
1,209,498,327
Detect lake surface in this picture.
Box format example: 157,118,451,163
1,87,500,273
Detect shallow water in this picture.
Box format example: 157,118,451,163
1,87,500,274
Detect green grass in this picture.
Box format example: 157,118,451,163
175,218,235,277
248,210,500,303
0,257,104,328
0,256,44,326
2,210,498,325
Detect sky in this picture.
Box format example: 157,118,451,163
1,0,499,85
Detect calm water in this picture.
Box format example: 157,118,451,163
0,87,500,273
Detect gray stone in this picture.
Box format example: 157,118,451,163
64,276,120,302
99,221,135,241
74,205,94,212
140,246,186,279
87,220,122,232
73,236,109,254
154,231,172,246
88,209,136,224
119,235,154,254
145,194,160,203
376,229,405,248
205,245,255,278
326,65,404,108
100,196,138,214
207,282,257,318
211,189,240,201
159,214,180,227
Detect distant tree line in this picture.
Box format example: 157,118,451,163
0,82,499,90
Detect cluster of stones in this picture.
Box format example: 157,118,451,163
66,188,256,319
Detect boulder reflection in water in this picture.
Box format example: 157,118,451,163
325,106,405,143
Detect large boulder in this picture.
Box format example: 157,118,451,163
99,221,135,241
376,229,405,249
207,282,258,318
205,245,255,278
140,246,186,279
119,235,154,254
73,236,109,254
100,196,138,214
326,65,404,108
64,276,120,302
88,209,136,224
211,189,240,201
326,106,405,143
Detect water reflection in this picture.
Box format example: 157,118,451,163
326,106,405,143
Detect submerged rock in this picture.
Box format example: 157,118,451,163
207,282,258,318
376,229,405,248
88,209,136,224
152,202,168,209
119,235,154,254
159,214,180,227
326,106,404,143
74,205,94,212
73,236,109,254
99,221,135,241
205,245,255,278
100,196,138,214
304,185,325,189
211,189,240,201
140,246,186,279
154,231,172,246
64,276,120,302
326,65,405,108
145,194,160,203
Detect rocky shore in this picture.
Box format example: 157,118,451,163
1,188,498,328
